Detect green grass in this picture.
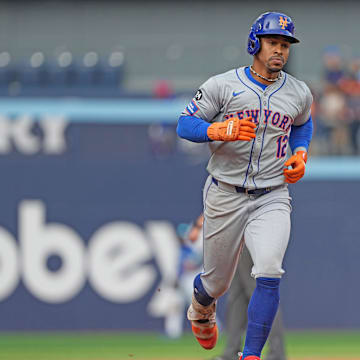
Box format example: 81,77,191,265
285,331,360,357
0,331,359,360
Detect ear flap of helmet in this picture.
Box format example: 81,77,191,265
247,26,260,55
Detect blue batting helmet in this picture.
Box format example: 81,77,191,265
247,12,300,56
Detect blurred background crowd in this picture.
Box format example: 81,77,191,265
0,0,358,157
0,45,359,156
312,48,360,156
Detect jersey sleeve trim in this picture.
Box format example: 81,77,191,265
185,100,200,116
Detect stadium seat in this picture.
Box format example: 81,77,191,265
48,51,77,87
101,51,125,88
0,52,17,94
18,52,49,87
76,51,101,86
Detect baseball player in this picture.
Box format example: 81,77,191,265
176,11,313,360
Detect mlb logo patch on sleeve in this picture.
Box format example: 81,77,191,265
186,100,199,115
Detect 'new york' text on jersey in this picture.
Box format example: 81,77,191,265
181,66,313,189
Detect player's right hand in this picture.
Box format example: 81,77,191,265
207,116,256,142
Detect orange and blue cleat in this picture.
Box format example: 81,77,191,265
191,319,218,350
187,294,218,350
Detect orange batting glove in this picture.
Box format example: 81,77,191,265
283,150,308,184
207,116,256,142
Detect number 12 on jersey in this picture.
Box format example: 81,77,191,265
276,135,289,158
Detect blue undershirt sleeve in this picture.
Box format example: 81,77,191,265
176,115,211,143
289,115,313,152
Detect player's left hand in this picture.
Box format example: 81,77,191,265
283,151,307,183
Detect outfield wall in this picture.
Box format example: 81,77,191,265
0,98,359,331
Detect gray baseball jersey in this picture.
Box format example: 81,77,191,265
181,66,312,189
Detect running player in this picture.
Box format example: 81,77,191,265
176,11,313,360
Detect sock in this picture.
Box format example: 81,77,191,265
242,277,280,358
193,273,214,306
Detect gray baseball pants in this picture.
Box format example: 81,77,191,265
201,175,291,299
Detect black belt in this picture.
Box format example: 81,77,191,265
212,177,272,196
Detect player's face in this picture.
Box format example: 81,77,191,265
257,36,291,73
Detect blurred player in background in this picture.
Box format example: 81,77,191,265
213,246,287,360
162,215,204,338
177,11,313,360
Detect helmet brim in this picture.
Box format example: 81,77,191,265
257,32,300,44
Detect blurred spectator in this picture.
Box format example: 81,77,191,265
338,58,360,96
311,49,360,156
349,57,360,82
347,94,360,155
339,58,360,154
323,46,344,85
318,83,350,155
153,79,174,99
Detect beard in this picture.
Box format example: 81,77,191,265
266,56,285,73
267,66,282,73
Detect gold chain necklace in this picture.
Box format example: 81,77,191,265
250,66,281,83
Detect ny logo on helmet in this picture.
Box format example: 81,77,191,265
279,16,288,30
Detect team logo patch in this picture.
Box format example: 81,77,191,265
279,16,288,30
186,100,199,115
194,89,203,101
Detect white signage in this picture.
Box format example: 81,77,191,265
0,200,180,304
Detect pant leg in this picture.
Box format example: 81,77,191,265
201,177,249,299
265,308,287,360
244,187,292,279
238,246,256,299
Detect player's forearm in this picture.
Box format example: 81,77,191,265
177,115,211,143
289,115,313,153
